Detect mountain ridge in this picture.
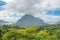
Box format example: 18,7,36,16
0,20,8,25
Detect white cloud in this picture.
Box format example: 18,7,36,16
40,12,60,24
0,0,60,24
3,0,60,14
35,0,60,11
0,10,22,22
34,11,60,24
2,0,15,3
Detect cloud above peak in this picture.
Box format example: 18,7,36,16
3,0,39,15
3,0,60,13
0,0,60,24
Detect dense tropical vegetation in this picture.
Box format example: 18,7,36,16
0,24,60,40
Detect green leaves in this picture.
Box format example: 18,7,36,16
55,30,60,39
0,24,60,40
2,29,21,40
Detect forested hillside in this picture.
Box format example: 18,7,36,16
0,24,60,40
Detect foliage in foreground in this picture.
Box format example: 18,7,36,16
0,24,60,40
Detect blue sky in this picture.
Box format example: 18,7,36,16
47,9,60,16
0,1,6,6
0,1,6,11
0,0,60,24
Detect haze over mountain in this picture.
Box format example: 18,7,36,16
0,20,8,25
15,15,46,27
56,21,60,24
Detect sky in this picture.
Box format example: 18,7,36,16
0,0,60,24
